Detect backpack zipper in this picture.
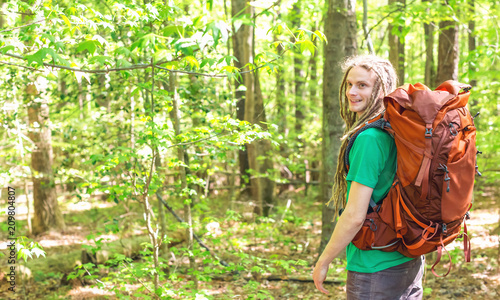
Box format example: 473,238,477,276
437,164,450,192
428,123,452,197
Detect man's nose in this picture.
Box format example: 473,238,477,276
349,86,358,95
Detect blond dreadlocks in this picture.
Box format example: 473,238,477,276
327,55,398,218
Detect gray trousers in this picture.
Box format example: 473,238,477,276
346,255,425,300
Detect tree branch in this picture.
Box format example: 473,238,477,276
2,50,287,78
0,19,46,33
365,0,417,38
254,0,282,19
363,0,375,54
0,60,42,71
3,53,152,73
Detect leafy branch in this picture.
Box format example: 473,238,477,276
1,49,288,78
0,19,46,33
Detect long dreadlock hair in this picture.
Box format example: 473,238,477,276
327,55,398,218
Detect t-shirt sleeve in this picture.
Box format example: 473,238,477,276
345,129,393,189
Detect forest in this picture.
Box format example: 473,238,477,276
0,0,499,299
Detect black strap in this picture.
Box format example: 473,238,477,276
344,116,389,215
344,118,389,169
339,197,378,216
367,197,379,214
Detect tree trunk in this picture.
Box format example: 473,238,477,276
308,22,319,106
423,0,436,87
436,1,459,85
275,23,287,144
389,0,405,82
155,151,168,259
233,0,275,215
250,71,275,216
168,72,197,288
362,0,375,54
27,83,65,235
291,2,306,140
0,1,4,29
345,0,358,57
468,0,477,89
232,0,251,195
319,0,357,254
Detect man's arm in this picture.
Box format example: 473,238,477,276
312,181,373,294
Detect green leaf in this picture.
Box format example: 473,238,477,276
163,25,185,37
298,40,316,56
77,40,100,55
41,33,56,44
61,14,72,29
206,0,213,10
221,66,239,73
184,56,199,69
0,45,15,54
313,30,328,43
31,247,46,258
88,55,113,66
25,48,69,67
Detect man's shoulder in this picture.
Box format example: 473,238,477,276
356,127,392,143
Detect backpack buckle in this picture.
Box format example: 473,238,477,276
425,125,433,138
449,123,458,136
368,219,377,231
442,223,448,234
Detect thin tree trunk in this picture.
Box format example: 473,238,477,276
362,0,375,54
423,0,436,87
291,2,306,140
140,61,161,292
320,0,356,254
274,9,291,194
232,0,251,196
389,0,405,82
155,151,168,259
233,0,275,215
15,112,32,234
308,22,319,106
168,72,197,288
253,71,276,216
436,1,459,85
468,0,477,89
345,0,358,57
276,31,287,144
243,5,275,216
24,180,32,234
77,81,84,120
26,83,65,235
0,1,4,29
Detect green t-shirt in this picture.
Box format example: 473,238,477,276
345,128,413,273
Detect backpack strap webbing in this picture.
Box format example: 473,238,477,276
344,117,389,169
339,197,379,216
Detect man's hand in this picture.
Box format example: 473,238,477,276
313,260,330,294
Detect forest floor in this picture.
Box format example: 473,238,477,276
0,186,499,300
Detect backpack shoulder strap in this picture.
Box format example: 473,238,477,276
344,115,390,169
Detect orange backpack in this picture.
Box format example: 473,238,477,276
347,81,478,276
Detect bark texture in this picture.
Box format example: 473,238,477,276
320,0,357,254
27,83,65,235
436,2,459,86
389,0,405,82
232,0,251,194
423,0,436,87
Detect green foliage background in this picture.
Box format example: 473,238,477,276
0,0,498,298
